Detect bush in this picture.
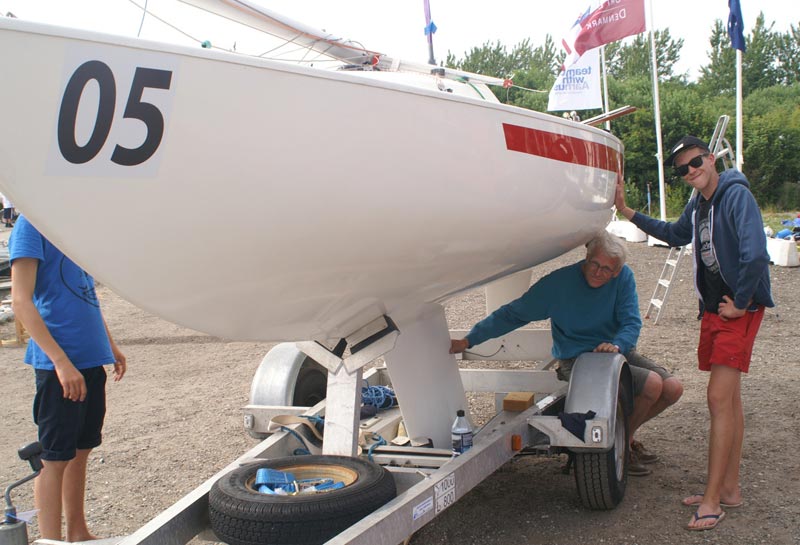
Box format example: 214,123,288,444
666,182,692,217
777,182,800,210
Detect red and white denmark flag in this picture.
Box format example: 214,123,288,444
561,0,646,68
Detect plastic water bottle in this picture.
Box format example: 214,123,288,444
451,410,473,454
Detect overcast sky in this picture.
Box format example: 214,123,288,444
2,0,797,80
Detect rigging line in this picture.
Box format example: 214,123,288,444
131,0,291,53
257,31,308,57
126,0,206,46
136,0,148,37
127,0,361,64
507,83,548,94
275,35,373,65
464,344,505,358
458,79,485,100
173,0,370,62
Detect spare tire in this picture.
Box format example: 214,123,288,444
209,455,396,545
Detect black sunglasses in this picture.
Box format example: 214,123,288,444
673,153,710,177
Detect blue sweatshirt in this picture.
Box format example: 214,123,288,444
466,261,641,360
630,169,773,312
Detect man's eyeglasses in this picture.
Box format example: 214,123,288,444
586,260,616,276
673,153,710,177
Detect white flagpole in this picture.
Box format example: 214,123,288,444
647,0,666,220
736,49,743,169
601,46,611,131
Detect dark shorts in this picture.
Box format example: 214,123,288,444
555,350,672,397
33,366,107,461
698,306,764,373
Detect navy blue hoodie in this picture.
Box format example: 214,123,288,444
630,169,774,313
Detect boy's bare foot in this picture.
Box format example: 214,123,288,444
66,530,100,542
687,508,726,531
681,492,743,508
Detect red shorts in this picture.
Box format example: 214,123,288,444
697,306,765,373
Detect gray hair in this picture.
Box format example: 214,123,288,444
586,231,627,268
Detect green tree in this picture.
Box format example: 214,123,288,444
604,30,684,81
775,23,800,85
446,37,561,109
741,85,800,205
698,14,780,97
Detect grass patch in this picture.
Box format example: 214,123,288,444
762,210,799,234
617,209,798,235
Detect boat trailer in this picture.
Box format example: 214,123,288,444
16,304,632,545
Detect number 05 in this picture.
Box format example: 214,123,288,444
58,60,172,166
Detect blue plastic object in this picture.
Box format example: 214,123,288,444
255,468,296,487
315,480,345,491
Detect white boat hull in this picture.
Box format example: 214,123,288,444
0,19,622,342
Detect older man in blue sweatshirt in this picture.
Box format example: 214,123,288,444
450,231,682,477
616,135,773,531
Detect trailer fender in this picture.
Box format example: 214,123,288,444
564,352,632,450
250,343,328,408
565,352,632,510
245,343,328,439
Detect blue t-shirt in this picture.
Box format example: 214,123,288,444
466,261,641,360
8,216,114,370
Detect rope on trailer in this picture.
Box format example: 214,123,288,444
279,426,311,456
361,383,397,410
366,433,387,462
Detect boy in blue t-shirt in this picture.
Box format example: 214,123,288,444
9,215,127,542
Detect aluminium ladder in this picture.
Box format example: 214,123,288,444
645,115,737,324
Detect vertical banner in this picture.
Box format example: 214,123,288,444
547,48,602,112
561,0,646,68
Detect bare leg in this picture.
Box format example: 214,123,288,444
688,365,740,529
34,459,68,540
63,448,99,542
628,371,661,440
721,376,744,502
642,376,683,422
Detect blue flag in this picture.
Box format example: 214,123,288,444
728,0,746,52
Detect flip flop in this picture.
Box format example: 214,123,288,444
682,493,743,508
687,510,726,531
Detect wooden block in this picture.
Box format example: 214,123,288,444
503,392,535,412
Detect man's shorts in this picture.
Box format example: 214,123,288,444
698,306,765,373
33,366,107,461
555,350,672,397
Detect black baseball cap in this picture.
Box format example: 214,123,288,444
665,135,710,167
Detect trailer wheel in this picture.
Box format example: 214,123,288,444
573,387,630,510
209,455,396,545
292,360,327,407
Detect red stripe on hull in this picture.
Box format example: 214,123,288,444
502,123,621,175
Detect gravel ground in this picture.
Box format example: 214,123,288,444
1,237,798,544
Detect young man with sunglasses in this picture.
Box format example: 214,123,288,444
450,231,683,477
615,135,773,530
